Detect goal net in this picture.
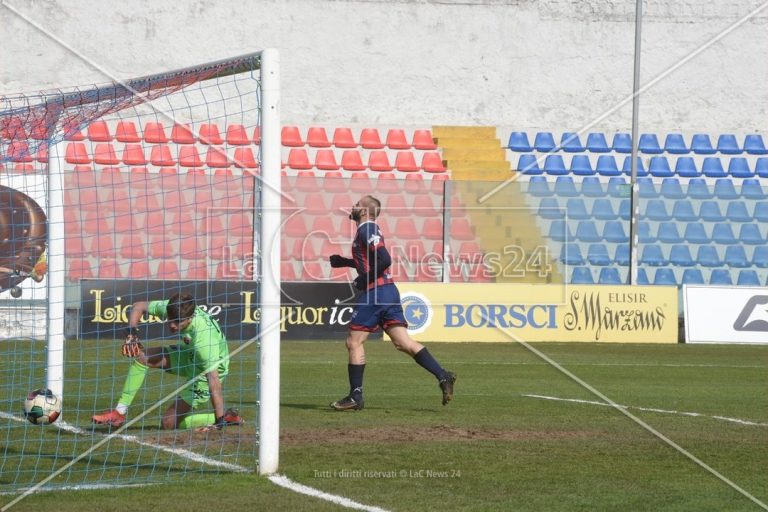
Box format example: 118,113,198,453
0,49,281,497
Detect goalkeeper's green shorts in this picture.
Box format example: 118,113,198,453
165,344,227,409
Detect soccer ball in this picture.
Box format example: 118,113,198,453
23,388,61,425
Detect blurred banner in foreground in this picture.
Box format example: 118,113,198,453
684,285,768,344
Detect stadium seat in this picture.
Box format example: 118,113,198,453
127,261,151,279
547,220,571,242
614,244,629,266
97,258,123,279
306,127,332,148
637,177,657,198
649,156,674,177
570,267,594,284
402,174,427,195
565,198,590,220
712,223,736,244
450,219,474,240
637,222,655,243
716,134,741,155
737,270,761,286
252,126,262,144
225,124,250,145
149,145,175,166
714,179,738,200
743,134,768,155
303,193,328,215
385,195,409,217
421,218,444,240
315,149,340,170
659,178,685,199
115,121,140,143
585,133,610,153
653,268,677,285
534,132,556,152
741,179,765,200
587,244,611,266
368,151,393,172
63,121,85,141
413,195,438,217
332,127,357,148
591,199,617,220
702,157,727,178
757,158,768,178
611,133,632,153
576,221,601,242
687,179,713,199
385,129,410,150
375,173,401,195
310,216,339,239
674,156,700,177
178,146,204,167
598,267,622,284
186,262,209,280
65,142,91,164
569,155,594,176
663,133,689,154
233,147,258,168
725,246,750,268
621,156,647,177
709,269,733,285
639,133,662,154
360,128,385,149
155,260,180,280
644,200,670,221
412,130,437,150
580,177,605,197
68,259,93,282
669,245,694,266
122,143,147,165
93,143,120,165
618,199,630,220
561,243,585,266
198,123,223,145
553,176,579,197
171,124,195,144
595,155,621,176
421,152,447,173
149,236,175,259
681,268,705,285
87,120,112,142
607,177,629,198
560,132,585,152
727,157,753,178
657,222,683,243
696,245,722,267
539,198,564,219
508,131,532,152
602,221,627,243
738,224,765,245
752,246,768,268
699,201,725,222
206,146,231,168
527,176,551,196
691,134,716,154
726,202,751,222
640,245,666,266
393,151,419,172
341,150,366,171
543,155,568,175
636,268,650,285
518,154,542,174
281,126,303,146
287,148,312,170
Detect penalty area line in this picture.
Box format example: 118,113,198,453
268,475,391,512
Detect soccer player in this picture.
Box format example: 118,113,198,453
92,292,242,431
328,195,456,411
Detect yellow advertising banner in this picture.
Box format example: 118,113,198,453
393,283,678,343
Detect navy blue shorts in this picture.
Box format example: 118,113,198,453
349,283,409,332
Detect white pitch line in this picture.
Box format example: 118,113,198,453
523,394,768,427
268,475,391,512
0,482,155,496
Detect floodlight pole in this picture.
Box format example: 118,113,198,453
628,0,643,285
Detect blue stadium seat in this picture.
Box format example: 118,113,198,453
756,158,768,178
674,156,700,177
726,201,751,222
754,202,768,223
596,155,621,176
561,243,585,265
622,156,647,177
611,133,632,153
714,179,738,200
687,179,714,199
598,267,622,284
553,176,579,197
649,156,674,178
603,221,628,243
508,131,533,152
696,245,722,267
587,244,611,266
724,246,750,268
660,178,685,199
682,268,705,284
640,245,666,266
544,155,568,175
743,134,768,155
570,155,594,176
539,198,564,219
607,177,629,197
580,177,605,197
576,221,601,242
638,178,659,198
586,133,610,153
709,269,733,285
618,199,631,220
712,223,737,244
639,133,663,154
657,222,683,243
691,134,716,155
653,268,677,285
571,267,594,284
518,154,542,174
727,157,753,178
699,201,725,222
685,223,709,244
644,199,670,221
669,245,695,266
663,133,689,154
638,222,656,243
737,270,761,286
716,134,742,155
752,246,768,268
702,157,727,178
614,245,629,266
591,199,617,220
565,198,590,220
636,268,650,285
548,220,571,242
671,200,697,221
534,132,556,152
560,132,585,152
527,176,552,197
738,224,765,245
741,179,765,200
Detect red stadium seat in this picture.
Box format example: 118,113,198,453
229,213,253,237
185,262,208,280
311,216,339,238
252,126,261,144
143,213,166,235
291,238,318,262
114,212,138,232
386,129,410,150
421,152,446,173
304,193,328,214
314,149,340,170
198,123,223,145
403,173,426,194
384,195,409,217
403,240,428,264
63,121,85,141
300,262,325,281
450,218,475,240
8,140,33,162
122,143,147,165
65,142,91,164
99,167,126,186
330,127,356,148
367,151,393,172
287,148,312,170
206,146,231,168
233,147,258,168
295,171,319,192
84,214,110,235
394,151,419,172
179,237,203,259
178,146,203,167
323,172,348,194
65,236,87,257
87,121,112,142
422,218,444,240
149,237,175,259
225,124,250,145
330,194,351,217
412,130,437,150
319,240,345,259
349,172,372,194
131,166,149,175
457,241,484,263
376,174,401,194
393,218,420,240
115,121,140,143
68,259,93,282
150,145,176,166
97,258,123,279
34,144,48,163
359,128,385,149
143,122,168,143
127,261,151,279
306,127,332,148
0,117,27,139
281,261,298,281
171,124,196,144
104,188,131,212
281,126,303,146
156,260,180,280
413,195,438,217
430,175,448,194
93,143,120,165
284,215,308,238
341,150,366,171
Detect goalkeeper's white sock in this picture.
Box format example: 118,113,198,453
116,404,128,415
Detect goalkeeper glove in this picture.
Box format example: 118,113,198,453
121,327,144,358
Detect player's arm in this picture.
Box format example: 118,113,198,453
353,243,392,290
120,301,148,357
206,370,225,421
329,255,355,268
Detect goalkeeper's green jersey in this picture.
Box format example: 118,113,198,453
147,300,229,378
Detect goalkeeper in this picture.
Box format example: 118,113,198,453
92,292,242,431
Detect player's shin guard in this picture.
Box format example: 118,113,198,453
117,360,149,408
348,363,365,400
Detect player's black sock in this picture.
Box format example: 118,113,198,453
348,363,365,400
413,347,446,380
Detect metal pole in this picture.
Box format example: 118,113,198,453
628,0,643,285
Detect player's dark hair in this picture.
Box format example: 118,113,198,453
167,292,196,321
364,195,381,219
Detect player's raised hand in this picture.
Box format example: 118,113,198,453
121,331,144,358
329,254,354,268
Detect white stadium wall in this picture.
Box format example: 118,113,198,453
0,0,766,133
